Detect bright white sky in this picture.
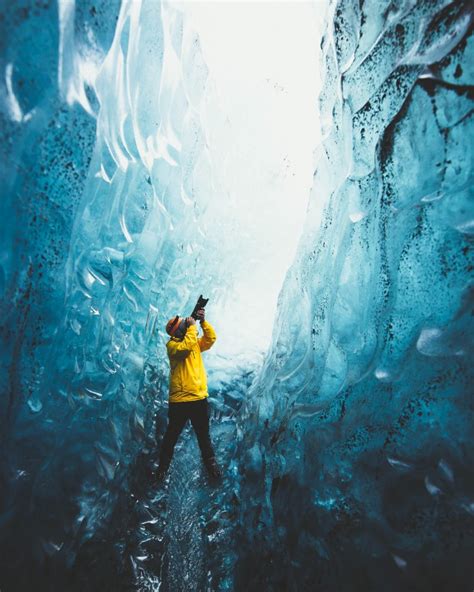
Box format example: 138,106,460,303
172,0,327,378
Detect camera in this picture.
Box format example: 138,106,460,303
190,294,209,321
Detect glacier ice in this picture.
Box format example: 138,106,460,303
0,0,473,591
236,2,474,590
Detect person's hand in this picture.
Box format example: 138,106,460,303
186,316,196,326
196,308,205,322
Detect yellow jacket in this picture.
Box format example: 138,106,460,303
166,320,217,403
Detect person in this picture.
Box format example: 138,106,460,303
155,307,222,481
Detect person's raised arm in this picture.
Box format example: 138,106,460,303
198,315,217,352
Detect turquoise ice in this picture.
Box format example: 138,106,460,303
0,1,472,590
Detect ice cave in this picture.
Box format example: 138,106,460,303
0,0,473,590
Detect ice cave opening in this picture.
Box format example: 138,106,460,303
164,0,325,373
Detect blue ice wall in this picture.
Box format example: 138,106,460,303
1,1,242,590
0,0,120,582
236,2,474,590
0,1,473,591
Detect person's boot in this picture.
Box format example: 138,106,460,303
204,457,222,479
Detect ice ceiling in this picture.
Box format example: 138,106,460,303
0,1,473,591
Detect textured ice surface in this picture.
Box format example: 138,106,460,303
236,2,474,590
1,0,473,591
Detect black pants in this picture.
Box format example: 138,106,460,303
158,398,215,467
